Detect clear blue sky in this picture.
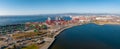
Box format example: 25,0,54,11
0,0,120,15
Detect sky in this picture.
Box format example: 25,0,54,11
0,0,120,15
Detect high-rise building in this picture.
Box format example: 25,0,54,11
48,17,51,22
55,16,59,21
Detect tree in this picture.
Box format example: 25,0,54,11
34,29,39,33
41,25,47,29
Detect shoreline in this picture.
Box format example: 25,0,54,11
40,24,79,49
41,23,120,49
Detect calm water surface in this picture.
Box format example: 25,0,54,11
0,16,70,26
49,23,120,49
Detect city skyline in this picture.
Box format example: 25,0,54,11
0,0,120,15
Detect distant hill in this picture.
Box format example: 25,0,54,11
0,13,120,17
53,13,120,16
38,13,120,16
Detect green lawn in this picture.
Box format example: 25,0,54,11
22,44,39,49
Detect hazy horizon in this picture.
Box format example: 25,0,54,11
0,13,120,16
